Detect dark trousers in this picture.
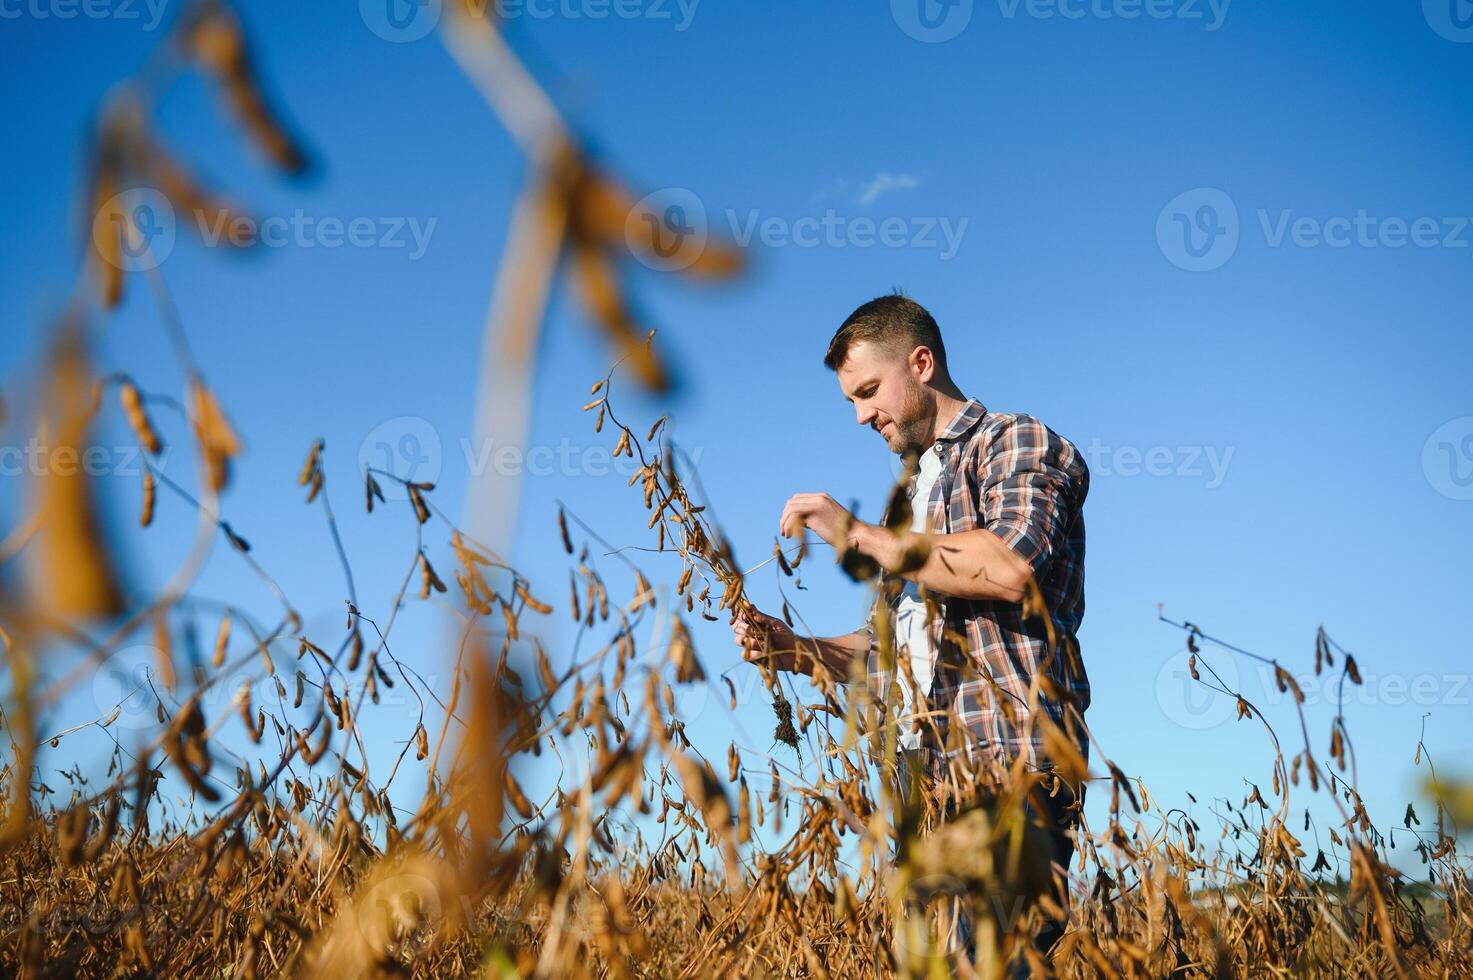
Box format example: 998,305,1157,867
896,749,1080,965
1029,774,1079,958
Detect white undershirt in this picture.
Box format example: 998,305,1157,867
894,443,943,751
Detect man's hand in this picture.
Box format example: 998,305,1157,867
732,607,797,668
735,607,872,680
779,492,864,549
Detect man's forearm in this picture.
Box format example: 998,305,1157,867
773,629,869,678
851,523,1031,603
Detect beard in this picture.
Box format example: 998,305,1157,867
883,382,935,458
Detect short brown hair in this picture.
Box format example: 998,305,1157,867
823,293,946,372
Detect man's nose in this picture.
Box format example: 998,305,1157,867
855,404,876,426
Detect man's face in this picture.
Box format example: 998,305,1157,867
836,340,936,457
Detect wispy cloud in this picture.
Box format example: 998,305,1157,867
856,172,919,206
810,172,923,207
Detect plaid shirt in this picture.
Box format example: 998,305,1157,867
860,399,1091,777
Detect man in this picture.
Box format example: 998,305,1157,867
731,293,1091,962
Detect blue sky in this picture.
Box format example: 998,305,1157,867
2,0,1471,874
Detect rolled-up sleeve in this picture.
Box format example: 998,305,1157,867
979,416,1087,578
828,590,896,695
844,598,879,689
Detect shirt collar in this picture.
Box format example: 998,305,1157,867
934,398,987,446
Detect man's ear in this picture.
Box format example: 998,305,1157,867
910,345,936,384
